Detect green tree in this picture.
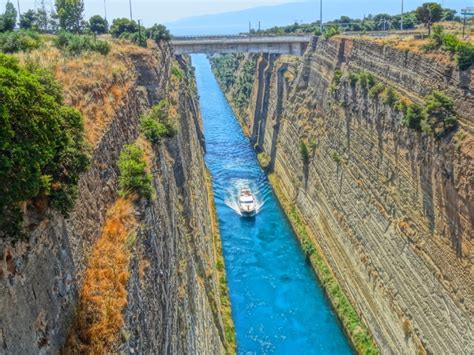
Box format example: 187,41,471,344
109,17,137,37
147,23,170,43
89,14,108,34
19,9,37,30
0,54,90,237
55,0,84,32
424,90,457,130
416,2,443,36
0,2,17,32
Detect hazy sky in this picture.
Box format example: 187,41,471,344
4,0,469,27
10,0,303,24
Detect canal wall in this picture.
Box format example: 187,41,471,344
211,37,474,354
0,44,233,353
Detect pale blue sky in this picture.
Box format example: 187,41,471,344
4,0,470,28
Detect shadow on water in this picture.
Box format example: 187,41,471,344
191,53,353,354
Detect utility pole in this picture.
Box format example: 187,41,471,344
401,0,404,31
138,19,142,46
104,0,107,22
129,0,133,21
319,0,323,32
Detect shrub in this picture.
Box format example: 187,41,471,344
424,90,457,132
88,14,108,34
0,54,90,238
456,42,474,71
323,24,340,39
358,71,375,89
368,82,385,98
403,104,424,130
349,72,359,87
147,23,170,43
300,141,309,162
110,18,138,38
54,31,110,55
117,144,153,199
332,151,342,164
382,87,399,107
140,117,173,143
0,30,42,53
171,64,183,80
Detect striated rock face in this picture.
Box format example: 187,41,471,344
214,38,473,354
0,45,228,354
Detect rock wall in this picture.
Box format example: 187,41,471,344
0,45,229,354
213,38,473,354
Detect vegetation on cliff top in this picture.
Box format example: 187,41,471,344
0,53,90,238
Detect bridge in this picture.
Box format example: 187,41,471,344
171,35,312,56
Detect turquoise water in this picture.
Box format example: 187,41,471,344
192,54,352,354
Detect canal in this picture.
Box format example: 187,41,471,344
192,54,352,354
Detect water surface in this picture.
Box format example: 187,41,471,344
192,54,352,354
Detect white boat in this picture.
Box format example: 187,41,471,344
239,187,257,217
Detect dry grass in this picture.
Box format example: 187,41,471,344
15,39,147,146
65,197,137,354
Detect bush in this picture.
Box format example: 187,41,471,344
0,30,42,53
171,64,183,80
140,117,173,143
456,42,474,71
110,18,138,38
0,54,90,238
300,141,309,162
382,87,399,107
403,104,424,130
147,23,170,43
323,24,340,39
368,82,385,98
118,144,153,199
424,90,457,132
89,15,108,34
54,31,110,55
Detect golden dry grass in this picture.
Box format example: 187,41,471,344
15,40,149,146
65,197,137,354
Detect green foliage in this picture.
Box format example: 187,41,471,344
55,0,84,32
424,90,457,132
300,141,309,162
110,18,138,38
140,118,173,144
118,144,153,199
257,152,271,169
210,54,241,90
368,82,385,98
331,68,343,92
416,2,443,35
19,9,37,30
358,71,375,89
0,54,90,238
233,58,256,114
456,43,474,71
147,23,170,43
403,104,424,130
0,2,17,32
323,24,340,39
54,31,110,55
332,151,342,164
0,30,42,53
139,100,175,144
382,87,398,107
423,25,474,70
171,64,183,80
89,15,108,34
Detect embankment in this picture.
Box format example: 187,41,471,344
211,37,473,354
0,42,233,354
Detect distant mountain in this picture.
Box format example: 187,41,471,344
166,0,468,36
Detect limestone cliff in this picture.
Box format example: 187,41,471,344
212,38,473,354
0,43,233,354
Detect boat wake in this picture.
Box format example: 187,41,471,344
224,179,265,216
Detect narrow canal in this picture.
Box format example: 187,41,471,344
192,54,352,354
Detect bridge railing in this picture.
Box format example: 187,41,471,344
171,34,313,41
